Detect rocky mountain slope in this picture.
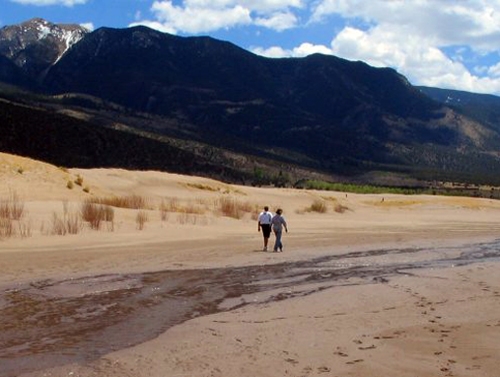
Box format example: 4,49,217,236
0,18,87,83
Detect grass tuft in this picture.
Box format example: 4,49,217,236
307,199,328,213
88,195,150,209
80,199,114,230
136,210,148,230
0,191,29,239
74,175,84,186
334,203,349,213
216,197,255,219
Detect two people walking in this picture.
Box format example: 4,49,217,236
258,206,288,252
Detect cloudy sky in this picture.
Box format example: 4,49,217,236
3,0,500,95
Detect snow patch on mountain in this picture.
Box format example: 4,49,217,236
0,18,88,75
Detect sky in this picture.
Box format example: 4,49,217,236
2,0,500,96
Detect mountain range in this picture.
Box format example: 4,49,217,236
1,18,500,186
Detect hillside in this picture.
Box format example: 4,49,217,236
2,19,500,185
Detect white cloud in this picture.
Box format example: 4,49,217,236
133,0,303,33
139,1,252,33
80,22,93,31
292,42,332,57
240,0,304,12
488,62,500,78
10,0,86,5
251,42,332,58
311,0,500,52
129,19,177,34
329,24,500,94
306,0,500,93
251,46,290,58
254,11,298,31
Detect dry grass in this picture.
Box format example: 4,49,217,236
50,212,82,235
0,191,29,239
0,191,25,220
159,200,169,221
0,217,15,238
88,195,151,210
74,174,84,186
307,199,328,213
320,196,349,214
186,183,220,192
369,198,421,207
136,210,149,230
176,212,210,225
80,199,115,230
161,197,206,214
216,197,255,219
17,220,32,238
334,203,349,213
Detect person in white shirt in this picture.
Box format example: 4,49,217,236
271,208,288,252
257,206,273,251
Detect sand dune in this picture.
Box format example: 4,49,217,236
1,152,500,377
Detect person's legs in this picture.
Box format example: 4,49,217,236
262,225,271,251
273,229,282,252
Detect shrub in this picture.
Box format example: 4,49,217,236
0,191,24,220
66,180,74,189
0,217,15,238
308,199,328,213
74,175,84,186
186,183,219,191
136,210,148,230
164,197,180,212
0,192,29,239
0,201,8,219
334,203,349,213
217,197,254,219
80,199,114,230
65,213,82,234
161,197,206,215
159,200,169,221
51,213,67,235
88,195,150,209
18,220,32,238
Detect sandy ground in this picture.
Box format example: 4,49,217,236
1,152,500,377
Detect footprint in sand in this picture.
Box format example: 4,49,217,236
346,359,364,365
317,366,331,373
358,345,376,350
466,365,482,371
334,351,349,357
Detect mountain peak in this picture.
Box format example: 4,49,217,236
0,18,88,79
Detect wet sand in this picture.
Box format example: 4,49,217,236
2,240,500,377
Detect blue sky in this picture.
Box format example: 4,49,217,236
2,0,500,95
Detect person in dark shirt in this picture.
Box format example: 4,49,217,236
271,208,288,252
